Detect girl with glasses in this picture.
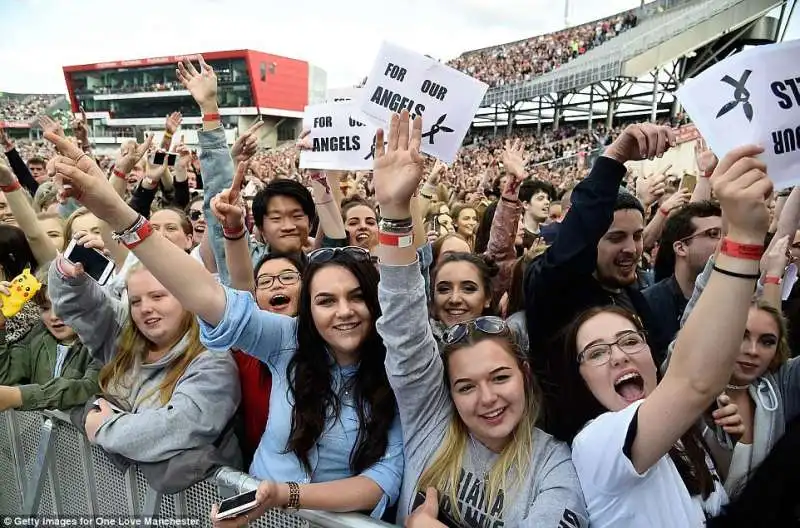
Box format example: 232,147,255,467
558,144,773,527
374,111,588,527
43,129,402,522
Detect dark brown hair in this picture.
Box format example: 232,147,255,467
561,305,715,499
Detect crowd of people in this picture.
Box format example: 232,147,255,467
447,11,638,87
2,54,800,528
0,93,62,123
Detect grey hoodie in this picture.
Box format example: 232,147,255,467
48,261,241,463
665,256,800,494
376,262,588,527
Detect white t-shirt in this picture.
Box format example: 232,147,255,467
571,400,727,528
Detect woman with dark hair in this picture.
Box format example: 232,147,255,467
557,144,772,527
0,223,41,344
44,130,402,520
430,252,497,341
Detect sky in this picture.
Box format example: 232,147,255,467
1,0,797,95
0,0,646,94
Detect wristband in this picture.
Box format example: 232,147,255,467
379,217,413,234
712,265,760,280
202,113,220,122
659,207,669,217
223,229,246,241
163,131,173,138
112,168,128,181
0,180,21,193
223,225,246,238
419,192,433,200
379,231,414,248
286,482,300,510
764,275,782,285
112,215,153,250
720,238,764,261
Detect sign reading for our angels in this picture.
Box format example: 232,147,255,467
677,40,800,189
299,101,377,171
356,42,488,165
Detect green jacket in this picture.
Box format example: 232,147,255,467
0,322,100,411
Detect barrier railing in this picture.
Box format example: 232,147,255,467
0,410,394,528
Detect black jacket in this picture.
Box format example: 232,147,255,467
523,155,671,439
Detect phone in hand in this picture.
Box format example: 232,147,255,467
216,490,259,520
150,151,178,167
64,239,115,286
679,173,698,193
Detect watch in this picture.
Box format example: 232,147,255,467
112,215,154,250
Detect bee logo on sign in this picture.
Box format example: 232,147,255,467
716,70,754,122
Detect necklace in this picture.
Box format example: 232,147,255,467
468,435,489,481
726,383,750,391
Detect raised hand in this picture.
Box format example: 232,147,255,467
637,173,667,208
604,123,677,164
501,138,528,193
711,144,771,243
695,142,718,175
0,128,13,151
115,134,154,174
71,107,90,148
231,120,264,163
39,116,65,138
44,131,133,229
660,187,691,214
372,110,424,219
165,111,183,135
427,159,446,184
176,56,217,111
210,161,248,230
295,128,312,151
762,234,790,279
0,159,16,187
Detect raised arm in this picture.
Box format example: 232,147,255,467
374,111,452,452
526,124,677,300
691,147,716,203
309,170,347,240
642,188,690,250
631,144,771,474
0,160,58,263
0,129,39,196
110,136,153,199
212,162,256,293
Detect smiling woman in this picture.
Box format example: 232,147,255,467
374,110,588,527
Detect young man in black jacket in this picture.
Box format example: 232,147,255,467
524,123,676,441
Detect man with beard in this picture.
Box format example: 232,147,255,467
523,123,674,442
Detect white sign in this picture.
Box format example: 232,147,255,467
677,40,800,189
356,41,488,165
299,101,377,171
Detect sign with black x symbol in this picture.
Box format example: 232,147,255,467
716,70,754,122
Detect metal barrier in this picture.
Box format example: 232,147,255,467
0,410,394,527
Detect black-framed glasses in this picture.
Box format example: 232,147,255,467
577,330,648,367
255,270,300,290
308,246,371,264
681,227,722,244
442,316,508,346
189,210,203,221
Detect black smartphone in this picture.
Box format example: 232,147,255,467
150,152,178,167
64,239,114,285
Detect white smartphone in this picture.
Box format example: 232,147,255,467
216,490,259,520
64,239,115,286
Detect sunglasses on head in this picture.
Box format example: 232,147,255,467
442,316,508,346
189,210,203,221
307,246,372,264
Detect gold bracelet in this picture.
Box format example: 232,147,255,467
286,482,301,510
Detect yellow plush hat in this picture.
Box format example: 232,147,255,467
1,269,42,319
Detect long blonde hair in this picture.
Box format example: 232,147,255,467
99,265,205,406
418,333,540,521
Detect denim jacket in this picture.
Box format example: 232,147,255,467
199,286,404,518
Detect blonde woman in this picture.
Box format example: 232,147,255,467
373,111,588,527
48,233,240,463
